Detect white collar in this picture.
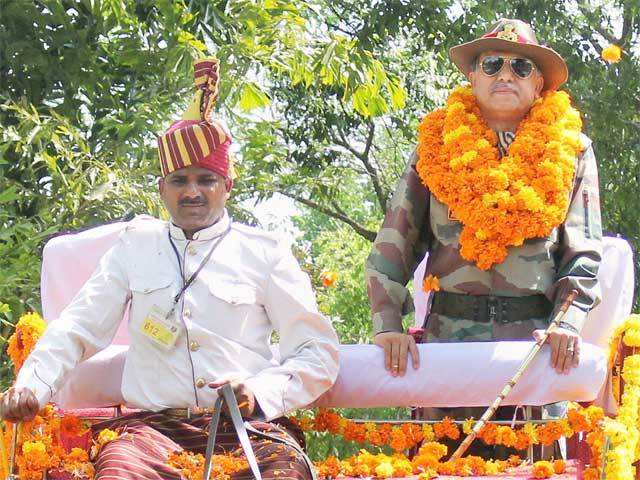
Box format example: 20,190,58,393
168,209,231,241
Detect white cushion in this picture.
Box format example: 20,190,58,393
41,224,630,408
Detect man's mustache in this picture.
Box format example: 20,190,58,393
179,199,208,206
491,82,517,93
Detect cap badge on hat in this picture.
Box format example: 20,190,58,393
448,18,569,91
496,24,518,42
481,22,533,44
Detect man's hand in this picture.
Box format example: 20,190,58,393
208,380,256,418
374,332,420,377
533,327,581,374
0,387,39,422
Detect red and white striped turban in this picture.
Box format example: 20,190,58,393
157,58,233,178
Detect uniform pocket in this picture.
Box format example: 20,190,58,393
208,278,257,306
128,275,176,330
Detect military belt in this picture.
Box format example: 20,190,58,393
431,292,552,324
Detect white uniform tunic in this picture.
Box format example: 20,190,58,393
16,211,340,421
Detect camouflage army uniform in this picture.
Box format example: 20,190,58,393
366,132,603,342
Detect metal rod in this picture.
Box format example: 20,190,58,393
525,406,534,464
599,436,611,480
344,418,564,425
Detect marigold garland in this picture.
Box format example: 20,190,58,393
314,447,516,479
7,312,47,374
293,404,601,456
416,85,583,269
2,406,94,480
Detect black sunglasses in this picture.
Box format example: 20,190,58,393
480,55,536,79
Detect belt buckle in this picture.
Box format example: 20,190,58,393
487,297,500,323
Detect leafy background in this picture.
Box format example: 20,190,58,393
1,0,638,458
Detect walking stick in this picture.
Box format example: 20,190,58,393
0,421,9,479
449,290,578,461
6,422,18,480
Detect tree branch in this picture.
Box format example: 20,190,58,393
333,121,387,211
620,4,633,44
279,190,377,241
576,2,619,44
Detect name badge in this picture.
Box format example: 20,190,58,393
140,305,183,350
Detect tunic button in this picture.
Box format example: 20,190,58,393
188,245,197,255
183,309,191,318
189,340,200,352
195,378,206,388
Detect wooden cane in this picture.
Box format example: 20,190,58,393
6,422,18,480
0,421,8,479
449,290,579,461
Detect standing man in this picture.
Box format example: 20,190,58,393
1,58,339,480
367,19,602,384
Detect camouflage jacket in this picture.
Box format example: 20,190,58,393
366,133,603,336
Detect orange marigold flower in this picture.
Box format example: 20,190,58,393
601,44,622,63
478,422,498,445
436,460,457,476
532,460,555,478
389,428,408,452
378,424,393,444
422,274,440,293
495,425,517,448
583,467,600,480
538,421,565,446
508,455,522,468
413,454,439,470
417,441,447,460
343,422,367,444
59,415,91,438
320,271,338,288
514,430,532,450
553,459,566,474
433,417,459,440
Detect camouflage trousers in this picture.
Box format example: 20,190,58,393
416,313,561,460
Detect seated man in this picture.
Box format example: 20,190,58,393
366,18,602,425
1,58,339,480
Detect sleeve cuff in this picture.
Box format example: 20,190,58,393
372,311,404,335
243,372,291,421
14,368,54,409
555,304,589,334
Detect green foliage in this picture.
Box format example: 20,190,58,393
297,217,375,344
